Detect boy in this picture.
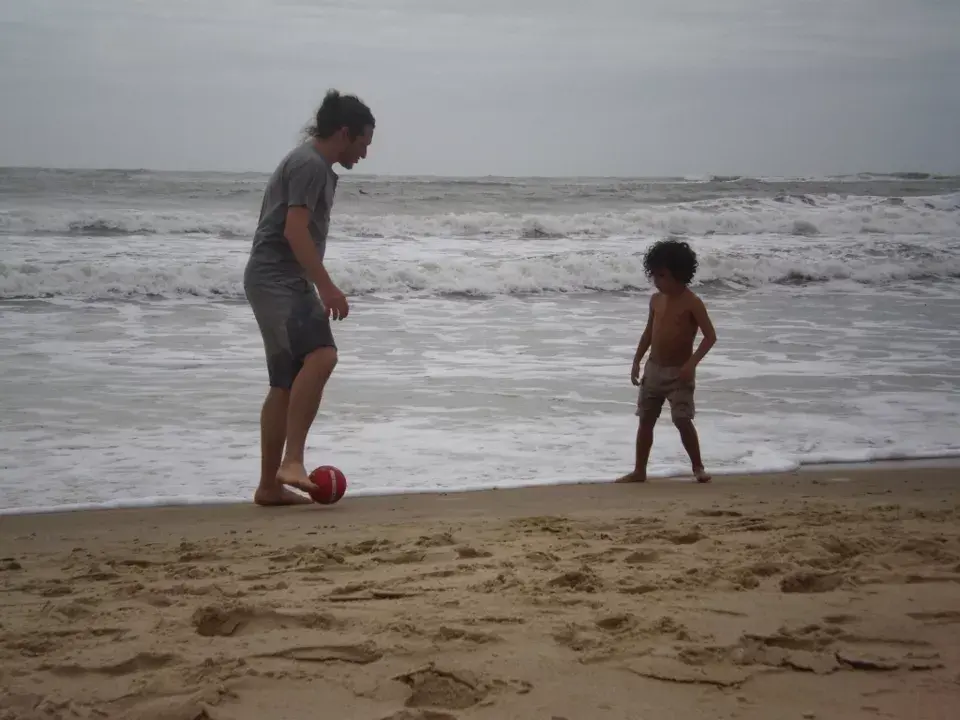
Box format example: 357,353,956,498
616,238,717,484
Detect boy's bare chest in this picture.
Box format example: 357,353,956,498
653,301,694,336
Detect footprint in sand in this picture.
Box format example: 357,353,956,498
525,551,559,569
823,613,859,625
191,604,338,637
595,613,635,633
905,610,960,624
618,583,659,596
395,665,487,710
433,626,502,645
416,533,457,548
552,623,606,654
547,569,602,593
48,599,97,620
456,546,492,559
340,538,394,555
41,652,177,677
687,509,743,518
779,571,845,594
623,550,660,565
381,711,459,720
377,550,428,565
659,529,707,545
253,642,382,664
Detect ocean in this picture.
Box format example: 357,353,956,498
1,168,959,514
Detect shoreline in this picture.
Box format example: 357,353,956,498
2,454,958,519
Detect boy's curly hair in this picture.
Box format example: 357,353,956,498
643,238,699,285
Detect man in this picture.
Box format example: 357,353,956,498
243,89,375,505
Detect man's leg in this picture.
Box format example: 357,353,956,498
276,346,338,488
254,388,313,505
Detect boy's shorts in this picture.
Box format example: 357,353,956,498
637,361,695,422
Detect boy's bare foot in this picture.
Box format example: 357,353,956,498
254,485,314,506
276,461,320,496
615,471,646,483
694,466,712,483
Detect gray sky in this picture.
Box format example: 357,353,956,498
1,0,958,176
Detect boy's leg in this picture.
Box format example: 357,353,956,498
617,374,663,483
673,419,710,482
616,417,657,483
669,386,711,482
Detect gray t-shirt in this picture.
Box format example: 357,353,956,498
244,141,338,289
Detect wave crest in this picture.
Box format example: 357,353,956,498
3,248,958,301
2,193,958,240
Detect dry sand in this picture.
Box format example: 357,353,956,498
1,465,959,720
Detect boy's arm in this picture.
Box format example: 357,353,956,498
631,295,656,383
684,295,717,370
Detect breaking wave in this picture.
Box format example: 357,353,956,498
2,193,958,240
3,246,958,301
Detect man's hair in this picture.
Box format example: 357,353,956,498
306,89,375,140
643,238,699,285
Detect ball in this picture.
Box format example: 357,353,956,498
307,465,347,505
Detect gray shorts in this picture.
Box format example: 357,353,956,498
245,280,336,390
637,361,695,422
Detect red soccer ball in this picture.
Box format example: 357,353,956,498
307,465,347,505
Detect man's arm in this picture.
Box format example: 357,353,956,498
283,165,335,291
284,206,336,291
686,295,717,367
284,164,348,319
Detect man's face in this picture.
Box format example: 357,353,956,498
337,125,374,169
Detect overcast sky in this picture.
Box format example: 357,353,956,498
1,0,958,176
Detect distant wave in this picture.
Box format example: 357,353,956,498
2,192,958,240
3,245,959,301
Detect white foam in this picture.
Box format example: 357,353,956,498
0,495,244,516
2,234,958,300
1,192,957,240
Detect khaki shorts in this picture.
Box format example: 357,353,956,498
637,361,695,422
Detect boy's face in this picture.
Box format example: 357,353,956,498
651,268,681,293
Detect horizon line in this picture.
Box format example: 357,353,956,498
1,165,958,181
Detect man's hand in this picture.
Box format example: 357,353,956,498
631,359,641,386
678,360,696,383
319,283,349,320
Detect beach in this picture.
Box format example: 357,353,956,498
2,464,958,719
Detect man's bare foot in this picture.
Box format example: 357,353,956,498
694,466,712,483
615,471,646,483
276,461,319,496
254,485,313,506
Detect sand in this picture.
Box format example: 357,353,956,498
1,465,959,720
